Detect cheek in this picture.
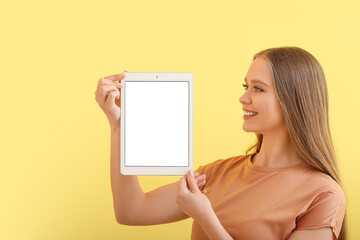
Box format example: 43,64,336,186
254,97,284,123
267,98,285,123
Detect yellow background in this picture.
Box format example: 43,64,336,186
1,0,359,239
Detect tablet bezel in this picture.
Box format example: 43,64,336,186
120,72,193,175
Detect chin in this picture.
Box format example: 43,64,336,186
242,125,255,132
242,125,262,134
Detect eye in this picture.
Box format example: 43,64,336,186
242,83,263,92
254,86,263,92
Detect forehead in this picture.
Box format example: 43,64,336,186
245,57,273,86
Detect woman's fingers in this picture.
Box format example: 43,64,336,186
97,84,119,105
97,77,114,89
194,172,206,180
103,72,127,82
178,172,207,196
97,71,126,89
196,180,206,189
195,173,206,185
193,172,206,189
106,89,120,107
95,78,118,101
186,170,201,193
96,71,126,104
95,73,126,129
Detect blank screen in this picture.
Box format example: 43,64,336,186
124,81,189,166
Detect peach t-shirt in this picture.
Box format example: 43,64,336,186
192,153,346,240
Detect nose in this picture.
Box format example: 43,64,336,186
239,91,251,105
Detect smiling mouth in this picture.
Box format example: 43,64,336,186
244,111,258,116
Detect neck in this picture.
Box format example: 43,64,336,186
253,126,302,168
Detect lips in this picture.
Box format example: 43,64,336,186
243,108,257,113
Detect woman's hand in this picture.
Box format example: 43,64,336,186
95,71,127,130
194,171,207,194
176,170,213,222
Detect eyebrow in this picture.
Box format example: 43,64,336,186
244,77,269,87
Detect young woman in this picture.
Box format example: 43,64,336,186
95,46,347,240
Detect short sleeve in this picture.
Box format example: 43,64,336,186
193,158,225,191
193,163,212,191
296,189,346,239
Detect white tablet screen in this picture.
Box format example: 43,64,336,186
124,81,189,167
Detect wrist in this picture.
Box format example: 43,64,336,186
198,208,216,227
110,119,120,131
198,209,233,240
111,125,120,132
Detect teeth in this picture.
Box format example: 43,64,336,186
244,111,257,116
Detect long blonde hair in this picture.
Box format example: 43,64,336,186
246,46,348,239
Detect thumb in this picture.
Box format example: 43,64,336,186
178,176,188,195
186,170,200,193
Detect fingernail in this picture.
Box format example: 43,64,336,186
190,170,194,177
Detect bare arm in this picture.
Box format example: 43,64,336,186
111,127,206,225
110,126,146,224
137,181,189,225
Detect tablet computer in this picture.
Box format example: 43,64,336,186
120,72,193,175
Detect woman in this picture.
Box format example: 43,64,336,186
95,46,347,240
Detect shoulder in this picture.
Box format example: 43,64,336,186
299,168,346,214
301,168,345,197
